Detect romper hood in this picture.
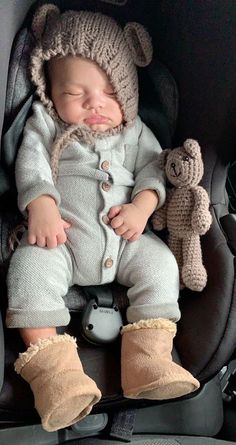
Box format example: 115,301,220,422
30,4,153,130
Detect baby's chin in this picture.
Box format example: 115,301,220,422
62,117,118,132
86,123,114,132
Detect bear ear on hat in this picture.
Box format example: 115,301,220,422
183,139,201,158
124,22,153,67
31,3,60,40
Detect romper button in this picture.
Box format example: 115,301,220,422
102,181,111,191
102,215,110,225
101,160,110,171
104,257,113,268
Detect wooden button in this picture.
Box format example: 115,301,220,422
101,160,110,171
104,257,113,268
102,215,110,225
102,182,111,191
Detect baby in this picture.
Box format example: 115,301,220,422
6,5,199,432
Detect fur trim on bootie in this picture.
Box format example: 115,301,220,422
121,318,177,335
15,334,101,431
121,318,199,400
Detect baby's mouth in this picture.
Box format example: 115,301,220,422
84,115,109,125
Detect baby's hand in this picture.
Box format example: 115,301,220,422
108,203,148,241
27,195,71,249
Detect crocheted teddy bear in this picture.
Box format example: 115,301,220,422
152,139,212,291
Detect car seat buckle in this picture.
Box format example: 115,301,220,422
81,285,123,344
220,359,236,402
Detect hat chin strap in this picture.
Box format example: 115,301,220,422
50,117,126,183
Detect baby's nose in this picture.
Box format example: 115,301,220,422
84,93,104,110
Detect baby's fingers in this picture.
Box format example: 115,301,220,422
28,232,36,245
129,233,140,242
46,236,58,249
122,230,137,240
62,219,71,229
110,215,124,229
108,206,121,220
36,235,46,248
57,231,67,245
115,225,128,236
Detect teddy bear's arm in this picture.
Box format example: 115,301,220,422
151,189,174,230
151,203,167,230
191,186,212,235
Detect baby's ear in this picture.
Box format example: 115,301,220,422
158,149,171,170
124,22,153,67
31,4,60,40
183,139,201,158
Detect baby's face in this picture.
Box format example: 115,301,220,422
48,56,123,131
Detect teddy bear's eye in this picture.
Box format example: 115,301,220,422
182,155,190,162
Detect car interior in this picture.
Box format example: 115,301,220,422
0,1,236,444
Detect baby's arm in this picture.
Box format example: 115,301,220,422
108,189,159,241
108,120,165,241
27,195,70,249
16,102,70,248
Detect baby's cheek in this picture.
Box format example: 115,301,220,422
56,100,83,125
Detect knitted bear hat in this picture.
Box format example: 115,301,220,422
30,4,153,181
31,4,153,131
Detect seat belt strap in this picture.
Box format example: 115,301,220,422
109,408,136,442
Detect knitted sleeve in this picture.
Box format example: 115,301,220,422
15,101,61,215
131,121,166,209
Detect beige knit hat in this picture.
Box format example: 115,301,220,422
31,4,153,129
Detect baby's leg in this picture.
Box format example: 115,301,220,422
116,231,180,323
117,232,199,400
7,234,101,431
7,233,73,331
20,327,57,347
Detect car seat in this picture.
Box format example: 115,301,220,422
0,1,236,445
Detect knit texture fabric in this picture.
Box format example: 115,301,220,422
152,139,212,291
31,6,153,126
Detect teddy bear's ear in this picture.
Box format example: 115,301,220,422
183,139,201,158
158,149,171,170
31,4,60,41
124,22,153,67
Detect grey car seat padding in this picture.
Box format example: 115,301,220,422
0,0,35,141
75,436,236,445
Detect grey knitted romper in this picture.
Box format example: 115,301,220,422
6,103,180,328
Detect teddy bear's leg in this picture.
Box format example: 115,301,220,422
182,234,207,291
168,234,184,288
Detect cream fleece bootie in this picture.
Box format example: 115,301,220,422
15,334,101,432
121,318,200,400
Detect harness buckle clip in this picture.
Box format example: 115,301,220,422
81,286,123,344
